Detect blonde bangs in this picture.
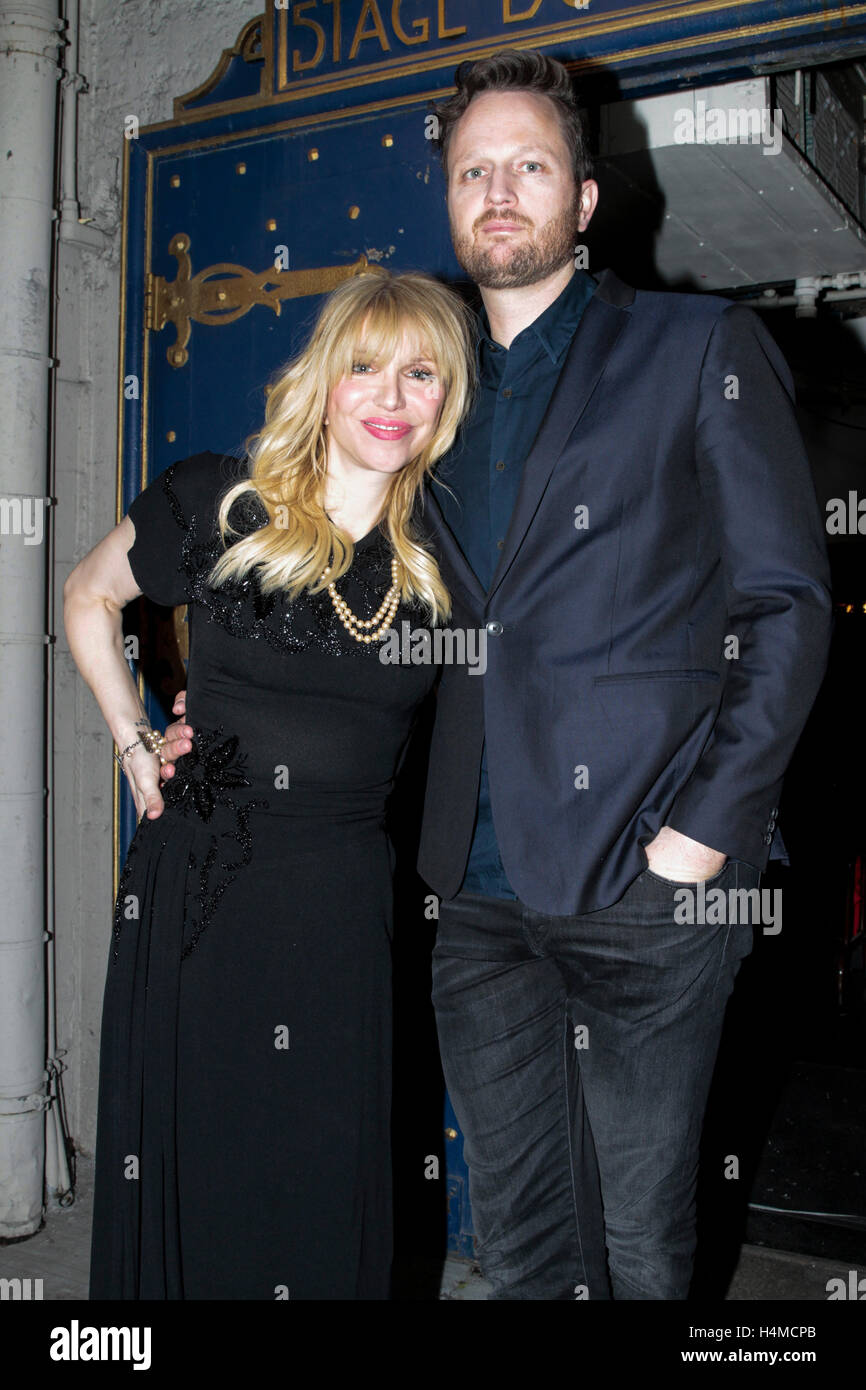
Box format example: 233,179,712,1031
318,276,465,399
208,269,475,623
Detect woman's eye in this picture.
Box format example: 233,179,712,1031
351,362,373,374
409,368,435,381
523,161,542,172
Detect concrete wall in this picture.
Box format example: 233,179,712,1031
54,0,258,1157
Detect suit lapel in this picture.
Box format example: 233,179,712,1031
422,485,487,613
486,269,633,603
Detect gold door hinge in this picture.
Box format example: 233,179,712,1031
145,233,368,369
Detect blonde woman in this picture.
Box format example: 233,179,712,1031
64,269,474,1300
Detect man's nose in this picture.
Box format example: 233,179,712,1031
485,167,517,206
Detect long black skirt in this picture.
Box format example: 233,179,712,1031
88,804,395,1300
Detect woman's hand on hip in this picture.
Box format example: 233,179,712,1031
158,688,194,781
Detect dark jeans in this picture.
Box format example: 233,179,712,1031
431,858,757,1300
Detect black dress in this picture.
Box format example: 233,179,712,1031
88,452,438,1300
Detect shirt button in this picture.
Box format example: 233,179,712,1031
502,387,512,398
495,460,506,471
486,620,503,636
496,539,505,549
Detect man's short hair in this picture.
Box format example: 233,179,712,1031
431,49,594,187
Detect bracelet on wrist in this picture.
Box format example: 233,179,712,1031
113,740,140,770
113,728,166,770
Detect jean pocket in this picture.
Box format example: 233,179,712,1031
641,857,733,889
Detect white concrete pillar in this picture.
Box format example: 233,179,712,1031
0,0,63,1237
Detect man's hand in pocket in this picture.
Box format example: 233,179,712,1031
644,825,727,883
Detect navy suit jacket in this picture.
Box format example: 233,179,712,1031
416,269,832,915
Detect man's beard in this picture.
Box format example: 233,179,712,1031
450,198,581,289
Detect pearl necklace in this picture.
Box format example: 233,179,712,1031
323,556,401,643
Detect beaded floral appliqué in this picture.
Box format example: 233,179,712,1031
162,727,252,822
165,726,268,959
112,726,268,962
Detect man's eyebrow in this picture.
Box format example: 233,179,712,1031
453,143,561,164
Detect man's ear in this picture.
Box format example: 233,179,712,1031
577,179,599,233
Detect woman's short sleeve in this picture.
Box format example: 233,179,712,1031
126,452,240,606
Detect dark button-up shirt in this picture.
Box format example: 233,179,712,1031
436,269,598,897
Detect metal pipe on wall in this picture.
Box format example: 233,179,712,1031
752,271,866,315
0,0,63,1237
44,0,86,1207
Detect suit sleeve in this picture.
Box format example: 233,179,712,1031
665,303,832,867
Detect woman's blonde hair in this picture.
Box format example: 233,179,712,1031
209,267,475,623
